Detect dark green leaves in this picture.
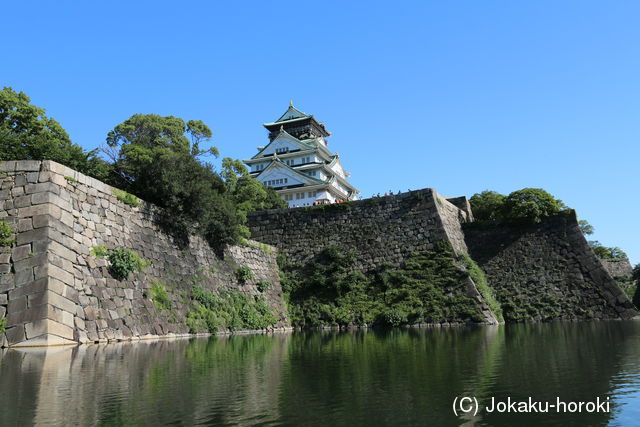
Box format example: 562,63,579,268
0,87,110,180
470,188,565,223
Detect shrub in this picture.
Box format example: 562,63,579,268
281,243,485,328
0,317,6,334
186,303,219,333
151,281,172,310
235,266,253,282
90,245,109,257
108,247,150,280
112,189,140,207
256,280,271,292
91,246,150,280
589,241,628,261
381,308,406,327
247,241,273,255
459,253,504,322
186,285,277,333
469,190,506,221
502,188,565,223
0,221,15,247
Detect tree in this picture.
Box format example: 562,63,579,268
105,114,284,248
502,188,565,223
469,190,506,221
0,87,109,179
578,219,594,235
106,114,242,246
589,241,628,261
221,157,286,222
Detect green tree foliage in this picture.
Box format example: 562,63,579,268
0,87,110,179
2,90,285,249
502,188,565,223
222,158,286,227
106,114,284,247
469,190,506,220
470,188,566,224
578,219,594,235
589,241,628,260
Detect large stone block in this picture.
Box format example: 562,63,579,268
5,324,26,345
13,253,47,273
17,227,53,245
11,244,32,262
14,268,35,287
15,160,42,172
6,303,48,327
24,182,60,195
0,161,17,172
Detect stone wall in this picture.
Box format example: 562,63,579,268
600,258,633,279
248,189,500,324
249,190,637,323
0,161,288,348
2,161,636,345
248,189,471,271
463,212,638,321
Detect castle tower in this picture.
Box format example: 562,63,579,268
244,102,360,207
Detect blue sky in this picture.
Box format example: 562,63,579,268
4,1,639,264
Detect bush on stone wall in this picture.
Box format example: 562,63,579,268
280,243,488,328
112,189,140,208
235,266,253,282
151,281,172,310
256,280,271,292
186,285,277,333
91,246,150,281
0,220,15,247
459,253,504,322
0,317,6,334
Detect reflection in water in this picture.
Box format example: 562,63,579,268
0,322,639,426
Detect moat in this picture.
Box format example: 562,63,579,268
1,321,639,426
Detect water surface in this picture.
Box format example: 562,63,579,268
1,321,639,426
